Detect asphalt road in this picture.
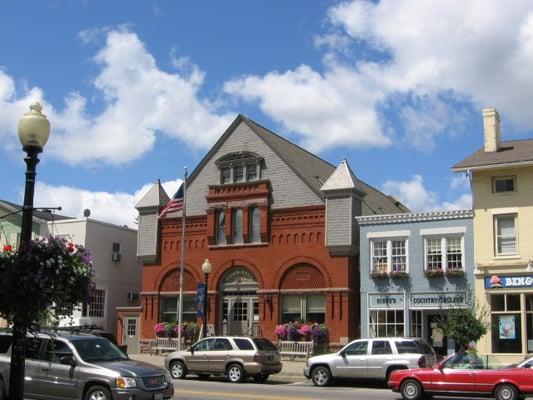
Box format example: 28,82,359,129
171,376,402,400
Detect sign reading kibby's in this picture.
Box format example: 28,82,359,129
368,293,404,309
410,291,466,309
484,275,533,289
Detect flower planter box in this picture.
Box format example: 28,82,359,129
370,271,389,279
390,271,409,279
446,269,465,277
424,270,444,278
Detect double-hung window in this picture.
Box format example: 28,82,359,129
371,238,408,274
494,214,517,256
232,209,243,244
216,210,226,245
249,207,261,243
424,236,464,272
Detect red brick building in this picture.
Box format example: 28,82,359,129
118,115,406,348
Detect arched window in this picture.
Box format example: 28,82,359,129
249,207,261,243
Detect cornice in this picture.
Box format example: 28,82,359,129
356,209,473,225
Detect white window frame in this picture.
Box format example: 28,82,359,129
370,237,409,274
494,213,518,257
423,235,465,272
83,288,106,318
492,175,516,194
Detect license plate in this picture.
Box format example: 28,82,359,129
153,393,163,400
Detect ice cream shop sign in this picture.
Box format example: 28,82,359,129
485,275,533,289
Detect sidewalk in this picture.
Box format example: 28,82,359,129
129,353,307,382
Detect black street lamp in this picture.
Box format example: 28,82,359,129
201,259,212,339
9,102,50,400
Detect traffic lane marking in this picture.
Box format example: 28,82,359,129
174,388,316,400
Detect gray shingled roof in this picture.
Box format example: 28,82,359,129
188,114,408,215
0,199,72,221
453,139,533,171
135,179,170,209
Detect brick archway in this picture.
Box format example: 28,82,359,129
273,256,332,289
158,268,198,292
279,263,326,289
153,262,201,292
211,258,264,290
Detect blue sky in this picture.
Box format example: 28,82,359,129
1,0,532,226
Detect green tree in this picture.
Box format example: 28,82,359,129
438,306,490,351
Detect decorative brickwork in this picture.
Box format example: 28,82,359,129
159,268,198,292
279,263,326,289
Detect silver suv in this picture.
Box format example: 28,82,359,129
0,330,173,400
165,336,282,383
304,337,436,386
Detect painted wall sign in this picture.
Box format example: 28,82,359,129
484,275,533,289
410,291,466,309
368,293,404,309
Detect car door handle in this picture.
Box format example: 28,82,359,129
41,367,49,372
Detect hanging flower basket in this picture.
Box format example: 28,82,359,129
424,269,444,278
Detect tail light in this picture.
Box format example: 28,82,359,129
253,353,261,362
418,355,427,368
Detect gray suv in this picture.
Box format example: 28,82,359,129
0,330,173,400
304,337,436,386
165,336,282,383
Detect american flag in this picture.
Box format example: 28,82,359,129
158,183,184,218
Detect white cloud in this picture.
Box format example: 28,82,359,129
1,28,235,165
227,0,533,151
34,178,181,227
381,174,472,212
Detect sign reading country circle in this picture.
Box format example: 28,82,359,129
484,275,533,289
409,292,466,309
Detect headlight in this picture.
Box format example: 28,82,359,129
165,370,172,383
116,376,137,388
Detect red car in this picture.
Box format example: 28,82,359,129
389,352,533,400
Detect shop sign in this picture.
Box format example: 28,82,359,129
410,291,466,309
484,274,533,289
368,293,404,309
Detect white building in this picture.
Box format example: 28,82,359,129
51,217,142,333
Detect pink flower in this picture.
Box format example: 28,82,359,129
274,324,287,338
298,324,312,338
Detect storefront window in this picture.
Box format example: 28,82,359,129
369,310,404,337
280,294,325,323
160,295,196,323
491,294,522,353
411,310,423,338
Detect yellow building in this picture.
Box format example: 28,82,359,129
453,109,533,364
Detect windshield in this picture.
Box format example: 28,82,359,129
73,338,128,362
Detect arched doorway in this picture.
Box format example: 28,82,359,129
220,267,259,336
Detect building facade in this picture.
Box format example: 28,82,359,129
126,115,407,346
357,210,474,357
51,218,142,338
453,108,533,363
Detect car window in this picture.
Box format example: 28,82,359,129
0,336,12,353
192,338,215,351
444,352,484,370
415,339,435,354
26,337,44,360
45,340,72,363
343,340,368,356
396,340,419,354
213,339,232,351
371,340,392,355
252,338,277,351
234,338,254,350
72,338,127,362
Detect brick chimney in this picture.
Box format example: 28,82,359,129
483,108,500,152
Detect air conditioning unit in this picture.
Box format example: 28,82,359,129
127,292,139,301
111,251,121,262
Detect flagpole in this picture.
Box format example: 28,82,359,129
177,166,187,351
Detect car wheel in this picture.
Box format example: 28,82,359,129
311,365,332,387
495,384,518,400
198,373,210,379
170,360,187,379
227,363,244,383
85,385,112,400
253,373,270,383
400,379,423,400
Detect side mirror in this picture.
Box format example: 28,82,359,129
436,362,444,371
189,347,194,355
59,354,75,366
339,350,346,358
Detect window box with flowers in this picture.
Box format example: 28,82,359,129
154,321,199,344
446,269,465,277
390,270,409,279
424,269,444,278
370,270,389,279
275,322,328,344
